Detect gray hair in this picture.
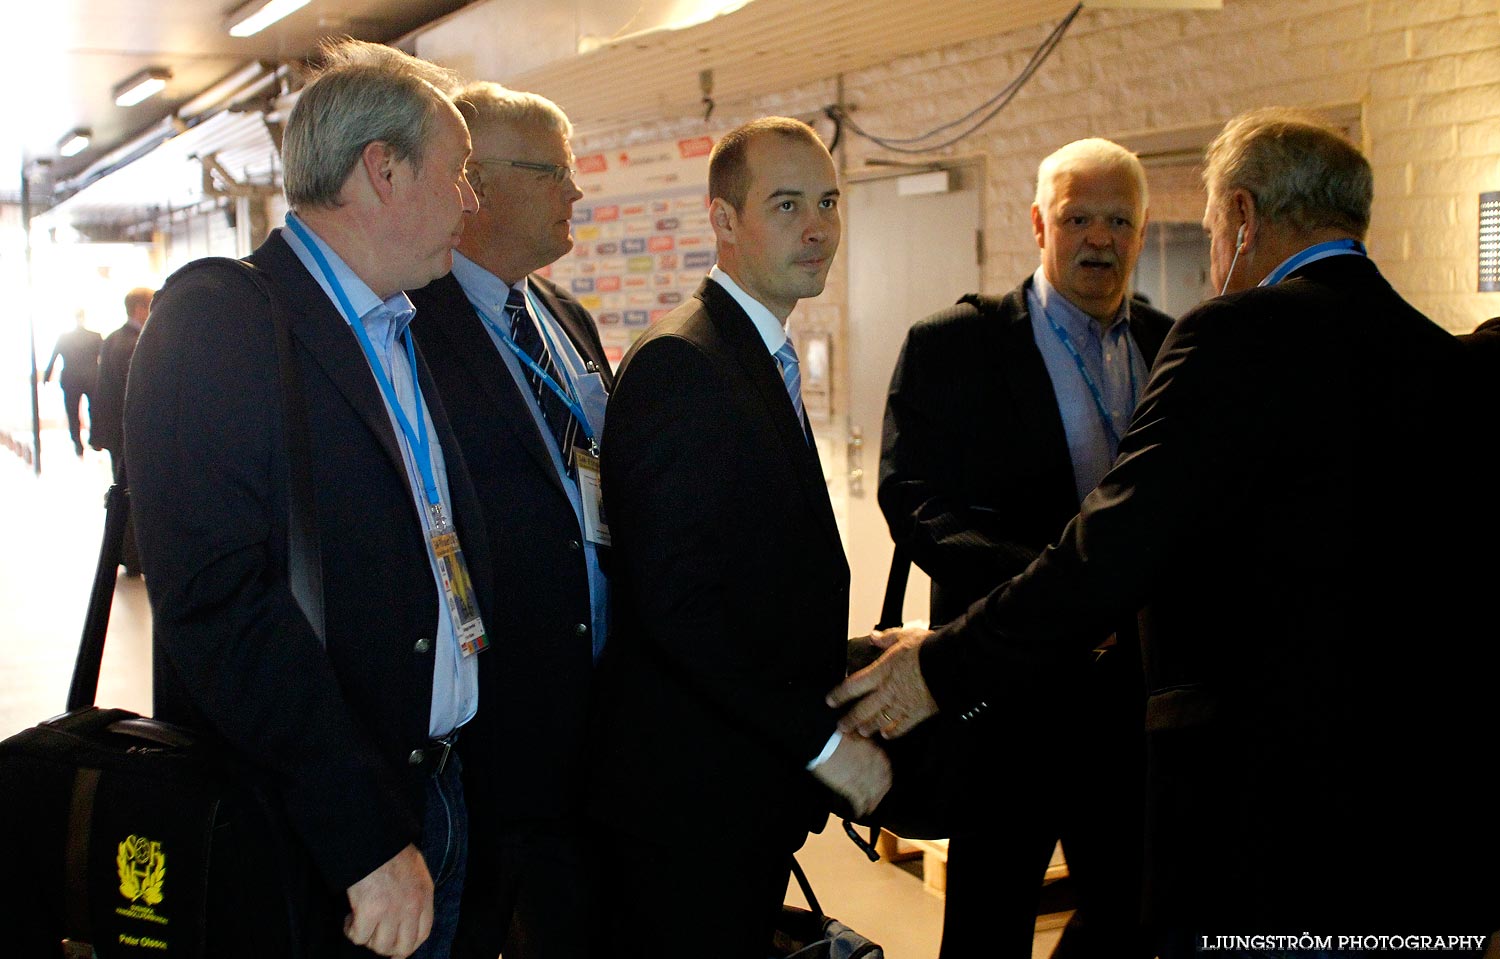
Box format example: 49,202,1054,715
1203,107,1372,237
1034,138,1148,217
283,38,462,209
456,82,572,140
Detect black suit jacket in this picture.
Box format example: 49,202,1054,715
880,277,1173,626
590,278,850,842
408,270,613,823
125,232,494,893
91,322,139,452
918,256,1498,930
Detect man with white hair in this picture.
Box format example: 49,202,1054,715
878,137,1170,957
127,39,487,959
837,109,1499,951
408,82,610,959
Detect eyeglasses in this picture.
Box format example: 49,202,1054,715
468,158,576,183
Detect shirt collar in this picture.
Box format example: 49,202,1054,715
708,264,787,355
451,250,527,316
282,211,416,350
1031,266,1130,341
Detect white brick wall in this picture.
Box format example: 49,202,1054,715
574,0,1500,334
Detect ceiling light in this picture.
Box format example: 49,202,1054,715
227,0,311,38
114,67,173,107
58,128,91,157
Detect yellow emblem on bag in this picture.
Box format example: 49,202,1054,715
117,835,166,906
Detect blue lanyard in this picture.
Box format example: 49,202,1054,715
473,289,598,447
1043,306,1135,450
1261,239,1367,287
284,215,443,508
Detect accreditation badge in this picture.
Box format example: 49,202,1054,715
428,506,489,657
574,450,612,547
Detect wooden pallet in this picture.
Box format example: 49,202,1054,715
878,831,1069,899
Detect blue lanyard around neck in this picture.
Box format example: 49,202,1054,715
1261,238,1367,287
1042,304,1135,450
472,289,597,447
285,215,443,508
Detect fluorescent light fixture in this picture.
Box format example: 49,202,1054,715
227,0,311,37
114,67,172,107
58,128,91,157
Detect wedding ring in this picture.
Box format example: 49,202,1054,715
880,709,894,724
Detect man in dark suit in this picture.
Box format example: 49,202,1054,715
92,287,151,573
834,108,1499,949
407,82,611,959
43,311,103,457
125,39,491,959
880,138,1171,958
591,116,891,958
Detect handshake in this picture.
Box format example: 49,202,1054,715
809,626,939,819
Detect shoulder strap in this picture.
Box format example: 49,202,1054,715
66,258,325,710
876,548,909,632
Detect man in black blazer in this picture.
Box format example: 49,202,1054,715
835,109,1499,949
407,83,612,959
880,139,1171,958
43,311,103,457
591,117,891,958
126,40,492,959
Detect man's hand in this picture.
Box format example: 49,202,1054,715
810,733,893,819
827,626,938,739
344,843,434,959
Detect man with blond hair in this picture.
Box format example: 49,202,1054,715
835,109,1498,950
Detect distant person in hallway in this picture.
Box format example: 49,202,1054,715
879,138,1171,959
833,107,1499,951
590,116,891,959
92,286,151,574
407,81,613,959
125,38,494,959
42,310,102,457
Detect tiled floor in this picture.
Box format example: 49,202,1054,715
0,433,1067,958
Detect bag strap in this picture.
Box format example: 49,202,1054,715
875,546,910,631
65,258,325,711
788,856,824,920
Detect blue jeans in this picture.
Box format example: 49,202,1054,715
410,752,468,959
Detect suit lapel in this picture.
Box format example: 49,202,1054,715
992,282,1079,498
248,233,408,480
414,274,566,496
529,275,618,392
697,280,843,556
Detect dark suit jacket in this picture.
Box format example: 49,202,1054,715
880,277,1173,626
91,322,139,452
918,256,1499,931
125,232,493,893
45,327,103,393
590,278,850,843
408,270,613,824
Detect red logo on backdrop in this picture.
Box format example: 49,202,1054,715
622,204,646,217
576,154,608,174
596,276,621,292
647,236,674,252
606,345,623,365
593,205,620,222
536,265,553,278
678,136,713,158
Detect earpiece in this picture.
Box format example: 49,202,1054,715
1235,224,1247,252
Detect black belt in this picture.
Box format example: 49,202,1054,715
407,730,459,776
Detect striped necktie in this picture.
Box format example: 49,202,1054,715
773,338,806,434
506,285,581,470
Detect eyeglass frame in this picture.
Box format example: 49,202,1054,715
467,157,577,184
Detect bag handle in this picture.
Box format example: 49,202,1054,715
876,546,910,631
65,258,325,711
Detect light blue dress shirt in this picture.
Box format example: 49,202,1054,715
281,215,478,737
451,251,609,660
1027,267,1149,504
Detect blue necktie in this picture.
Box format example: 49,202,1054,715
774,339,806,436
506,286,580,470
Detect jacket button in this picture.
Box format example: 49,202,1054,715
407,750,424,765
569,539,582,551
573,623,589,637
414,638,432,654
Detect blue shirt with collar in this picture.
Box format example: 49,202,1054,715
451,251,609,660
281,213,478,738
1027,266,1149,504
